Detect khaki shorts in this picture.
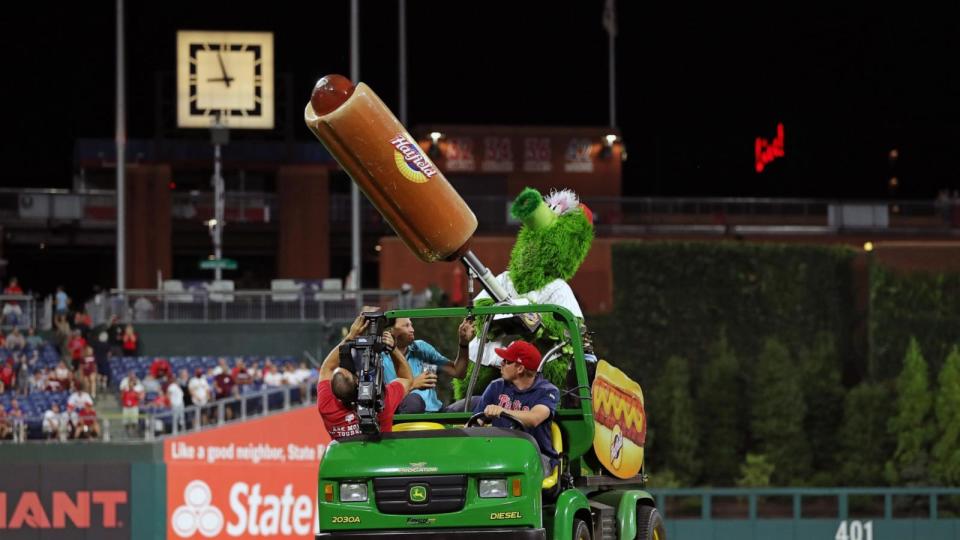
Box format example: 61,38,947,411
122,406,139,425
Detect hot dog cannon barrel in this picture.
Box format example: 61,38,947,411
304,74,508,302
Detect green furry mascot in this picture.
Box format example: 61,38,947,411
454,187,594,400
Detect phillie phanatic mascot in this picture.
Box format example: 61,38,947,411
454,187,594,400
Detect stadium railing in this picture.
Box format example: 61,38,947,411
104,288,408,323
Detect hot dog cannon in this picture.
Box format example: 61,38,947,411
304,74,508,303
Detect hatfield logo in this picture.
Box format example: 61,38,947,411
389,134,438,183
0,490,127,529
172,481,224,538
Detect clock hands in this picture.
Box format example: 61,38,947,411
208,49,235,87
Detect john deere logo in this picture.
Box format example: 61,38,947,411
409,485,428,503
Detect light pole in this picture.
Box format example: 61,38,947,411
210,117,229,281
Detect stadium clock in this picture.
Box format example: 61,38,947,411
176,31,274,129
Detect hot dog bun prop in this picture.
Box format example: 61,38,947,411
592,360,646,479
304,74,508,302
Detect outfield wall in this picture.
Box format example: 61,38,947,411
0,406,328,540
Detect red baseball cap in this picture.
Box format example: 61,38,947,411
494,341,542,372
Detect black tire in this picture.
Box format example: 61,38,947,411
636,505,666,540
573,518,591,540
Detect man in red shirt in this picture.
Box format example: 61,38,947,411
73,403,101,439
67,330,87,372
316,312,413,440
0,361,14,390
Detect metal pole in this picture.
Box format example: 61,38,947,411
399,0,407,126
115,0,126,291
608,26,616,128
350,0,362,311
212,141,224,281
605,0,617,128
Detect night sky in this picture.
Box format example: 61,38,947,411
4,1,960,199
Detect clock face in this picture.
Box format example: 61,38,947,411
177,31,274,129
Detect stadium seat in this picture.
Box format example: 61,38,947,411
314,278,344,301
270,279,303,302
208,280,235,302
162,280,194,302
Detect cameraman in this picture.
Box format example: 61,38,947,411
316,312,414,440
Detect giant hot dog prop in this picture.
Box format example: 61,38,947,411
305,74,507,301
592,360,646,479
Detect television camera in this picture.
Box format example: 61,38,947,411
337,311,391,435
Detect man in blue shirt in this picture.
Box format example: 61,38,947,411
473,340,560,476
381,317,474,413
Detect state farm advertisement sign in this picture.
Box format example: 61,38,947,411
164,407,330,539
0,463,130,540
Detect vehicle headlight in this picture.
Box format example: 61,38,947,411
339,483,368,502
479,479,507,498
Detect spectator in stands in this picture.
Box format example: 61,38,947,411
2,277,23,327
15,356,30,396
0,361,15,393
149,356,171,380
123,324,140,356
91,329,111,391
176,368,192,408
73,402,100,439
281,362,299,386
81,346,97,398
0,405,10,439
120,371,144,437
31,369,47,394
42,401,65,440
381,316,474,413
141,370,162,395
8,398,24,442
168,378,185,432
73,309,93,339
295,360,314,384
63,404,77,438
280,363,304,404
53,314,72,365
25,327,43,349
67,329,87,373
189,368,212,425
263,364,284,388
68,380,94,411
55,286,70,318
213,363,237,421
232,359,254,392
316,312,414,440
6,327,25,351
213,357,230,375
213,366,236,400
119,369,137,391
147,390,171,435
50,361,71,392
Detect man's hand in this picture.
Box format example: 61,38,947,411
381,331,395,352
413,371,437,389
458,318,475,345
346,315,369,341
483,404,504,418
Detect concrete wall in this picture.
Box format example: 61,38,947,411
133,321,343,359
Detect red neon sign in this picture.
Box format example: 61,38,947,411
755,122,785,173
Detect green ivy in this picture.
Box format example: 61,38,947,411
869,266,960,380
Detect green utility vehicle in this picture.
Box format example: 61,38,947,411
316,303,665,540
